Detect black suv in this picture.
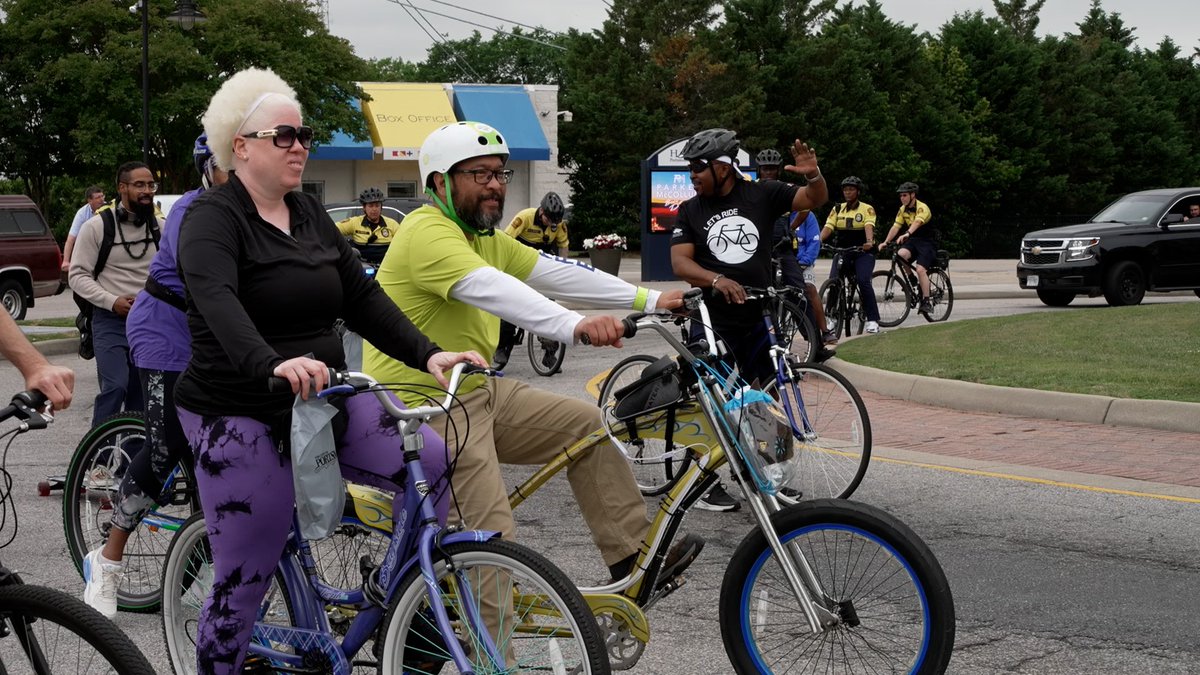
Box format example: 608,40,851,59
1017,188,1200,306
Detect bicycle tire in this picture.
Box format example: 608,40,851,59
62,411,197,613
528,333,566,377
925,269,954,322
773,299,818,364
720,499,955,675
380,539,611,675
598,354,690,496
871,270,912,327
0,583,156,674
818,279,841,337
765,361,870,502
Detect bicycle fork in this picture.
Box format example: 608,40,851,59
743,496,841,634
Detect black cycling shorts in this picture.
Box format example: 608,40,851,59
902,238,937,270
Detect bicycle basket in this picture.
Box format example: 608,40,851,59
611,357,687,421
935,249,950,270
722,387,795,494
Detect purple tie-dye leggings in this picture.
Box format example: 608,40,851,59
177,392,450,675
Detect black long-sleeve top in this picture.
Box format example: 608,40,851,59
174,173,441,417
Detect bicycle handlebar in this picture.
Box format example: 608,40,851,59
0,391,52,430
577,288,704,345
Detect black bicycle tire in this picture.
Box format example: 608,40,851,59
818,278,841,337
0,583,156,674
774,299,818,363
528,333,566,377
62,411,198,613
871,270,912,327
379,539,611,674
720,500,955,674
597,354,688,496
926,270,954,322
767,361,871,502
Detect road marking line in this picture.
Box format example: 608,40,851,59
874,455,1200,503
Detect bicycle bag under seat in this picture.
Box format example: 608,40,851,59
611,356,687,421
935,250,950,270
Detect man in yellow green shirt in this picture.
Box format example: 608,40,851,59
364,121,702,585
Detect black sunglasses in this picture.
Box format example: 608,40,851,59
687,159,710,173
240,124,314,150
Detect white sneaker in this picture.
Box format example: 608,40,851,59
865,321,880,334
82,548,123,618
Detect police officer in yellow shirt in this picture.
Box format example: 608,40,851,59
494,192,569,367
880,181,936,317
335,187,400,265
504,191,569,257
820,176,881,333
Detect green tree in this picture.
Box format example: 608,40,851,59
991,0,1045,40
412,28,569,85
0,0,369,231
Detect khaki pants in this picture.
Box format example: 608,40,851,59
440,377,650,567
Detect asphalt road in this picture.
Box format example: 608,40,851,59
4,291,1198,673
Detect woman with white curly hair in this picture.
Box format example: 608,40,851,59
173,67,488,673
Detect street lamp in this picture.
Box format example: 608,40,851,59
138,0,208,165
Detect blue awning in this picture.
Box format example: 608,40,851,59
451,85,551,161
310,100,374,161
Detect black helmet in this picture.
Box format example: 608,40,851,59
840,176,865,190
540,191,565,223
681,128,740,162
358,187,385,204
755,149,782,166
896,181,919,193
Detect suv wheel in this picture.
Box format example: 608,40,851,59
1,280,28,320
1102,260,1146,306
1035,289,1076,307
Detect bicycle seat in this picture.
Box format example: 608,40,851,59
611,357,686,421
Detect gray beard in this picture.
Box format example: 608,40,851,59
461,200,504,232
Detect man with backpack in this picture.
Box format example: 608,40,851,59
68,161,162,425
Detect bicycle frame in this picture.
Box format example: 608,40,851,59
507,296,843,634
236,369,507,673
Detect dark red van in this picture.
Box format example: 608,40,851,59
0,195,65,319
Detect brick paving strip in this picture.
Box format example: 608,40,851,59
861,389,1200,497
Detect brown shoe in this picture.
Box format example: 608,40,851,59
656,533,705,589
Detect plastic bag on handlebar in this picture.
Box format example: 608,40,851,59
290,395,346,540
723,386,795,495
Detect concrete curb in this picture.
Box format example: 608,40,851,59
0,338,81,363
831,358,1199,434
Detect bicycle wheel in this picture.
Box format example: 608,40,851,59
871,270,912,327
767,361,870,502
818,279,842,337
62,411,197,613
380,539,610,675
720,499,955,675
925,270,954,322
598,354,690,496
528,333,566,377
161,514,297,675
773,299,818,363
0,583,156,674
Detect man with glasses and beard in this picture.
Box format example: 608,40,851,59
364,121,706,588
69,161,163,425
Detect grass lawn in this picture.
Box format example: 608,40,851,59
834,303,1200,403
29,332,77,343
17,317,75,328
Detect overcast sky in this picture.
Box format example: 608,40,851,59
328,1,1199,64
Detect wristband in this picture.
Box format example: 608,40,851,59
712,273,724,288
805,172,823,184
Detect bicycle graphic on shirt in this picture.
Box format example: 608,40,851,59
707,220,759,261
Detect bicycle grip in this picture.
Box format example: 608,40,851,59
266,368,340,394
577,317,639,346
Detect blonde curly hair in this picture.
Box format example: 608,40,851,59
202,67,302,171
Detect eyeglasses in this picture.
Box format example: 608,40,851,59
240,124,314,150
687,160,710,173
452,168,515,185
122,181,158,192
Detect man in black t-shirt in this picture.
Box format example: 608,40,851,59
671,129,827,383
670,129,827,511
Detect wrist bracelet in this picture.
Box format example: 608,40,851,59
712,273,724,288
805,172,823,183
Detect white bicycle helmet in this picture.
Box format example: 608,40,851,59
419,121,509,190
